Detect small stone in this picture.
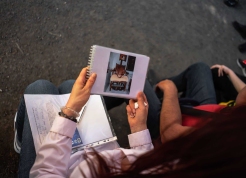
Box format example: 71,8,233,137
0,89,2,92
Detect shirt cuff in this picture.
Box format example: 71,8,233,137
128,129,152,148
50,116,77,138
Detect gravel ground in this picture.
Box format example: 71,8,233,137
0,0,245,177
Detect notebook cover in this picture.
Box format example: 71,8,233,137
88,45,150,99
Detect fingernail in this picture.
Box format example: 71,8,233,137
92,73,97,78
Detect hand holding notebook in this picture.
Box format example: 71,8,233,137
24,67,117,153
65,68,97,115
126,92,149,133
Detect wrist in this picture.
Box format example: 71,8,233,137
58,111,77,123
66,101,82,113
61,106,79,118
62,108,77,118
130,125,147,133
227,69,234,76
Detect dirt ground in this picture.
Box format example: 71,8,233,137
0,0,246,177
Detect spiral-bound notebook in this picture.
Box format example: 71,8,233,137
87,45,150,99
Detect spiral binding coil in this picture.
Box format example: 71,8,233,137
86,45,96,79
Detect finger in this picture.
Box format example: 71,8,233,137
219,67,223,77
210,64,219,69
77,67,88,84
218,67,221,77
142,92,149,108
84,73,97,90
221,65,225,75
137,92,147,108
210,65,216,69
211,65,223,77
137,91,148,106
141,92,147,102
126,105,135,118
129,99,136,114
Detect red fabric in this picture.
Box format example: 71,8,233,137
182,104,226,127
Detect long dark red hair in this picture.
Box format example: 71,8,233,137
82,105,246,177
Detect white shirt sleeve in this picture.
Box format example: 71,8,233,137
30,116,153,178
128,129,153,150
30,116,77,178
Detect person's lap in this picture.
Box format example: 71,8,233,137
17,79,75,177
164,62,217,105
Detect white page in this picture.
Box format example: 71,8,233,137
77,95,114,145
24,94,115,153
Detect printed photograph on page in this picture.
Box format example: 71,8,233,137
104,52,136,95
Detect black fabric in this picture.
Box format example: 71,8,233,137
180,105,221,118
211,68,246,103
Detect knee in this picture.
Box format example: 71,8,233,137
58,79,75,94
190,62,210,72
59,80,75,87
24,79,58,95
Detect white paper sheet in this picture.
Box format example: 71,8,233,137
24,94,116,153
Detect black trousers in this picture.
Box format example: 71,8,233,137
211,68,246,103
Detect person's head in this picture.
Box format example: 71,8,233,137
85,105,246,177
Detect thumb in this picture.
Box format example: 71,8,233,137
85,73,97,90
137,92,146,108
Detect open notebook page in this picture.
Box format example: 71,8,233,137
24,94,116,153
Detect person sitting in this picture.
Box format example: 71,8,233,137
104,62,246,141
153,62,246,141
15,67,154,177
15,64,246,177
